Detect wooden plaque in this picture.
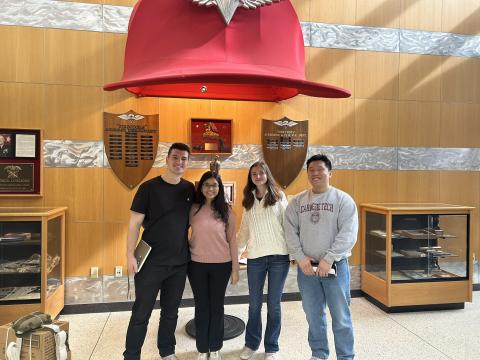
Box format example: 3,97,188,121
262,118,308,189
104,111,159,189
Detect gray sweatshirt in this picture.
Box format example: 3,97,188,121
284,186,358,265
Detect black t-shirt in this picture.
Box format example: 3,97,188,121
131,176,195,265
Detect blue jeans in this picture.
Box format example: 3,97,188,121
245,255,290,353
297,258,354,360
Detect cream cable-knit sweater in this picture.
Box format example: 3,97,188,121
237,190,289,259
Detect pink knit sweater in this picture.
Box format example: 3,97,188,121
189,204,239,271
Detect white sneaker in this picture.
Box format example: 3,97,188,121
240,346,256,359
210,351,222,360
197,353,208,360
162,355,179,360
265,352,279,359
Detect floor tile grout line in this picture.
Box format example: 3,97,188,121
89,312,112,360
385,314,455,360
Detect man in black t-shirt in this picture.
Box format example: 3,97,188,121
123,143,195,360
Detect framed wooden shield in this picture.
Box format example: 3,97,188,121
262,118,308,189
104,110,159,189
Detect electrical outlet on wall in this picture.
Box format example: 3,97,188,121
115,266,123,277
90,266,99,278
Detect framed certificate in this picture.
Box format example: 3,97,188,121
0,129,42,196
190,119,232,155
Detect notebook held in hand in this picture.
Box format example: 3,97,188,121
134,239,152,272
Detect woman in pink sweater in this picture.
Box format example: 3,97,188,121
188,171,240,360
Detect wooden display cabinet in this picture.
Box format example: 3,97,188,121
361,203,474,312
0,207,67,324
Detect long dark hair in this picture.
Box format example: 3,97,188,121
242,160,281,211
194,171,229,227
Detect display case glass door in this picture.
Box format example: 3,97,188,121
0,221,42,303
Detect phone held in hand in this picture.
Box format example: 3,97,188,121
310,260,337,277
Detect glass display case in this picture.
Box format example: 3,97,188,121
361,203,473,312
0,207,66,324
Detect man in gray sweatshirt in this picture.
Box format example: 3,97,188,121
284,154,358,360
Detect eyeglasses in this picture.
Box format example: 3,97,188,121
202,183,219,189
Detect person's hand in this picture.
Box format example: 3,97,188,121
315,258,332,277
299,256,315,276
127,254,138,274
240,249,248,259
230,270,239,285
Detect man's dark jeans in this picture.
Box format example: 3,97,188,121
123,261,187,359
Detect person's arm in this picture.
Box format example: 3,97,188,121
226,211,239,284
278,191,289,227
126,211,145,274
236,210,249,253
284,198,314,275
323,196,359,266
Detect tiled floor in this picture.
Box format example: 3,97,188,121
60,292,480,360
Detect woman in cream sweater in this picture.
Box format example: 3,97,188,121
237,161,289,360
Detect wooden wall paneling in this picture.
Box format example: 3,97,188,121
330,170,356,196
0,26,45,83
310,0,356,25
104,33,127,85
66,222,104,276
307,97,355,145
233,100,280,145
282,169,309,199
280,95,309,124
15,27,46,83
104,0,138,5
62,0,102,3
0,26,17,81
354,99,398,146
159,98,211,143
330,170,360,264
0,83,45,129
397,171,440,203
442,0,480,35
400,0,442,32
103,168,151,223
45,85,103,140
353,171,399,205
103,90,159,118
355,0,401,28
45,29,103,86
290,0,311,22
399,54,443,101
440,103,480,148
74,168,104,222
44,168,76,219
0,197,44,207
438,171,480,258
307,48,356,97
355,51,399,100
398,101,441,147
103,222,128,275
441,57,480,104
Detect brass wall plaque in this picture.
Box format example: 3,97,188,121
262,118,308,189
104,111,159,189
0,163,34,193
